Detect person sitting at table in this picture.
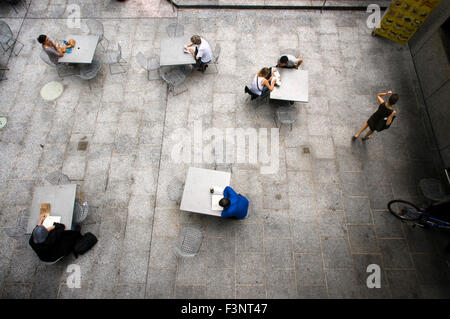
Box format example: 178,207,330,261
185,35,213,73
219,186,249,219
37,34,64,64
29,215,81,263
247,67,277,97
276,54,303,69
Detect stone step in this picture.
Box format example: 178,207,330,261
172,0,392,8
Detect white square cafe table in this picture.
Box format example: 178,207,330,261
26,184,77,234
270,69,309,103
57,35,100,64
180,167,231,217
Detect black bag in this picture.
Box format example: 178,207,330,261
73,232,97,258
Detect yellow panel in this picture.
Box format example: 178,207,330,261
375,0,441,45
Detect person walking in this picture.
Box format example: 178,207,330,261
353,91,399,141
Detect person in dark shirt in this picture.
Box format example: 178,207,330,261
29,215,81,263
219,186,249,219
353,91,399,141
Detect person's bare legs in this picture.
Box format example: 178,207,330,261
362,129,374,140
353,122,369,139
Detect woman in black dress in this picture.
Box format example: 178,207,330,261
353,91,399,141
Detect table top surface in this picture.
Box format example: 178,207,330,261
270,69,309,102
180,167,231,217
159,37,196,67
26,184,77,234
57,35,99,64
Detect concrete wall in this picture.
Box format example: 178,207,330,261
408,1,450,178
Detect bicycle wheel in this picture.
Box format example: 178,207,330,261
388,200,422,221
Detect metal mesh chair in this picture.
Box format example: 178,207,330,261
76,59,102,90
206,43,221,74
214,163,232,173
40,51,76,78
6,0,28,14
275,106,297,130
245,84,270,108
4,209,29,239
0,20,24,56
166,23,184,38
173,226,203,258
45,171,71,185
86,19,109,52
73,198,89,224
419,178,450,205
280,48,300,57
104,43,127,75
160,67,188,96
135,52,160,80
167,177,185,204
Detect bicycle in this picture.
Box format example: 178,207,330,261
387,199,450,229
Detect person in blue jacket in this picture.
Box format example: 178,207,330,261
219,186,249,219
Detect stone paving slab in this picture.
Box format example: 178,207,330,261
0,1,449,299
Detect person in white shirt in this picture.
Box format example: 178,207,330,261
248,67,277,96
276,54,303,69
185,35,213,73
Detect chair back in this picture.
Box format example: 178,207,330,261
280,48,300,57
148,56,160,71
0,20,13,44
117,43,122,60
86,19,104,41
173,227,203,258
40,50,56,66
167,177,184,203
135,52,149,71
213,43,221,63
166,23,184,37
73,199,89,224
276,106,297,124
78,60,102,80
161,68,186,86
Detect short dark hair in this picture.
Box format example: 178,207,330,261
37,34,47,44
219,198,230,208
389,93,399,105
279,56,288,64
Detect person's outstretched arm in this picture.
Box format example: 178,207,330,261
377,90,392,104
386,110,396,126
296,58,303,69
263,78,276,91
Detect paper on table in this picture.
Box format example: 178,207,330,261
211,195,223,211
273,69,281,86
211,186,224,195
43,216,61,228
